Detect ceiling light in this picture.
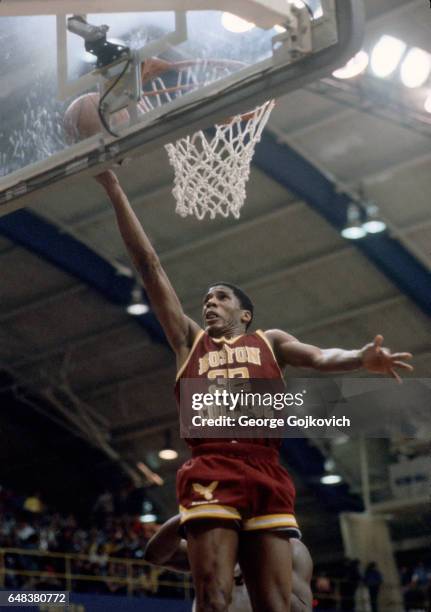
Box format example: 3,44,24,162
221,12,255,33
158,449,178,460
370,35,406,78
127,284,149,316
332,50,369,79
425,93,431,113
341,204,366,240
342,226,366,240
127,303,149,316
320,474,342,485
139,513,157,523
400,47,431,88
159,430,178,461
362,202,386,234
363,220,386,234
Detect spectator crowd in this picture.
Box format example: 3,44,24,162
400,560,431,612
313,556,431,612
0,484,185,598
313,559,383,611
1,483,430,609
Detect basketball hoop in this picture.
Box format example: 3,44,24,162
139,58,275,220
166,100,274,220
139,58,246,112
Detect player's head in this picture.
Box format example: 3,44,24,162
203,282,254,336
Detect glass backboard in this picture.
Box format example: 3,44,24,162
0,0,364,214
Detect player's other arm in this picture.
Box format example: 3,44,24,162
143,515,190,573
266,330,413,383
96,171,200,359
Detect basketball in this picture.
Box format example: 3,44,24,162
63,92,129,142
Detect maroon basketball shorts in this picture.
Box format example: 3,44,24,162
177,442,300,537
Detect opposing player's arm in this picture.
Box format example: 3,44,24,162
96,171,200,359
143,515,190,573
291,540,313,612
266,330,413,382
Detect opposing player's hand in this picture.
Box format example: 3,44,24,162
95,170,119,190
141,57,172,83
360,335,413,383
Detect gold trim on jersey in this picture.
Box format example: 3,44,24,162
255,330,284,377
176,329,283,380
243,513,299,531
176,329,205,381
210,334,247,344
179,503,241,523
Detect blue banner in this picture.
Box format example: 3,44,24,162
69,593,192,611
1,592,192,612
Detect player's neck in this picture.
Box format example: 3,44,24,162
210,324,247,339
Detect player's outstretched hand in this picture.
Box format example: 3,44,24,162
95,170,119,190
360,335,413,383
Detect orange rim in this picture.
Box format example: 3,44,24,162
140,57,246,94
140,57,275,123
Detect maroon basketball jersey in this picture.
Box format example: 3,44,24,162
175,330,284,449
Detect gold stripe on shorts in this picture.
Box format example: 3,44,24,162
179,504,241,523
243,513,299,531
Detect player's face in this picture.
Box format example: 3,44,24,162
202,286,246,336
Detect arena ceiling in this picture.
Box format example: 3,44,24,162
0,0,430,552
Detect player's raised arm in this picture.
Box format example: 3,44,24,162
96,171,200,360
266,330,413,383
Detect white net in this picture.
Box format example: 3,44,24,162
165,99,275,220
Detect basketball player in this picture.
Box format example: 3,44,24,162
143,514,313,612
96,170,413,612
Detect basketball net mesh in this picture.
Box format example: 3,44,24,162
165,99,275,220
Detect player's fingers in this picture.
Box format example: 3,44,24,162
390,368,402,384
373,335,383,352
393,361,414,371
391,352,413,360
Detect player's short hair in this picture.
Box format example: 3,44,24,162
208,282,254,328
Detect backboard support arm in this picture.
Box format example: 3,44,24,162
57,11,188,101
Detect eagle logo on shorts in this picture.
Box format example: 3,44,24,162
192,481,219,501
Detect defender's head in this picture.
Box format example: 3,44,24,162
202,283,254,336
